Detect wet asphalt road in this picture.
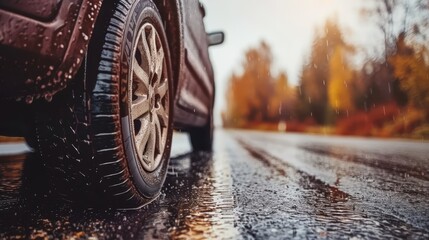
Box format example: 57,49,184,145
0,129,428,239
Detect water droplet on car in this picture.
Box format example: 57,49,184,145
44,93,53,102
25,95,33,104
82,33,89,41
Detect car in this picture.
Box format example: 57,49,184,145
0,0,223,208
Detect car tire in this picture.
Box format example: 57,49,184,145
189,109,214,152
32,0,173,208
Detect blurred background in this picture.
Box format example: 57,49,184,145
202,0,429,139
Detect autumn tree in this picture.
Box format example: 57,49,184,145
390,35,429,118
223,41,297,128
223,42,276,127
362,0,429,58
298,19,352,124
360,0,429,107
268,72,297,121
223,73,249,127
328,46,354,113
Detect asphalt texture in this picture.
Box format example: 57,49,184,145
0,130,428,239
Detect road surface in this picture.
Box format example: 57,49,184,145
0,130,428,239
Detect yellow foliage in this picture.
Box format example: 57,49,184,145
328,46,354,111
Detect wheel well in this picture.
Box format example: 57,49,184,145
0,100,33,137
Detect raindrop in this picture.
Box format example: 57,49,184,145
59,44,65,49
82,33,89,41
25,95,33,104
44,93,53,102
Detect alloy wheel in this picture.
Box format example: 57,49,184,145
130,22,169,172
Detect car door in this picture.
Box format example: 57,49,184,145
174,0,214,127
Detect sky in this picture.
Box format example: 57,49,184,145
200,0,378,125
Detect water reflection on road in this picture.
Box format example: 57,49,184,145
0,133,238,239
0,130,429,239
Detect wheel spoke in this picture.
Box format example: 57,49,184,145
146,122,157,165
132,96,149,120
154,48,164,84
153,114,163,153
149,30,157,66
133,58,149,90
135,116,150,158
155,79,168,98
156,105,168,127
139,29,152,71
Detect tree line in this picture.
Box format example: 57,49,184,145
223,0,429,138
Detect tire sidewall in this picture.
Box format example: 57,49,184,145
119,0,173,198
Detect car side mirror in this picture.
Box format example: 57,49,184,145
207,32,224,46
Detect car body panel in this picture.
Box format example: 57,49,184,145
0,0,63,21
0,0,102,100
172,0,214,127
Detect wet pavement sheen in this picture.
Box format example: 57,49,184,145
0,130,429,239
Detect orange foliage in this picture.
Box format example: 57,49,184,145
335,103,425,137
